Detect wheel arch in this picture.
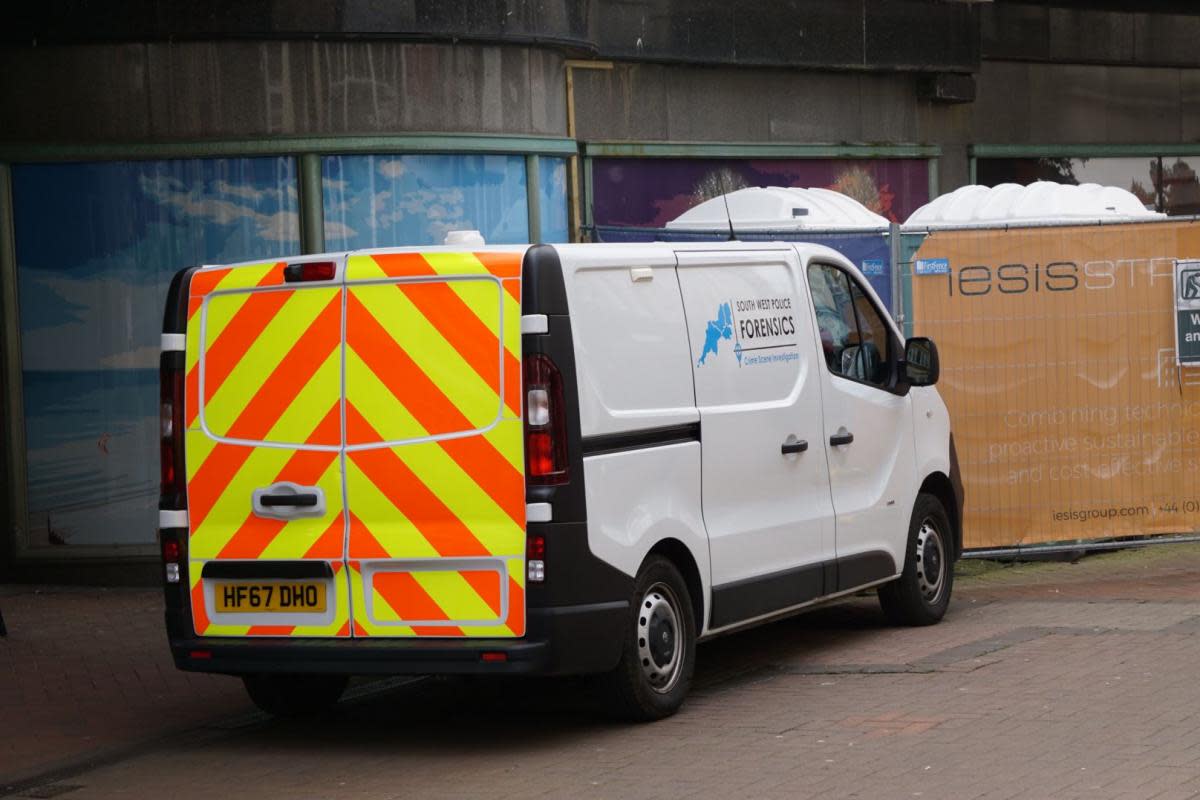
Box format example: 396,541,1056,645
643,538,706,633
919,471,961,560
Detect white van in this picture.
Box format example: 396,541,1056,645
159,241,961,720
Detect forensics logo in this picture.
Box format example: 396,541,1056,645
695,297,798,368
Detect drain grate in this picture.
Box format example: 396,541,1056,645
19,783,84,799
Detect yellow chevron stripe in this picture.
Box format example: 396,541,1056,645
482,419,524,474
345,254,386,281
207,261,279,292
345,347,425,443
414,570,500,622
188,347,339,478
184,428,217,480
258,460,345,560
422,253,521,361
202,287,338,438
350,283,501,431
189,444,343,558
349,362,522,555
345,459,440,559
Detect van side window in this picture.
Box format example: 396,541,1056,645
806,263,891,387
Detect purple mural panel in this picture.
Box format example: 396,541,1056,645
592,158,931,228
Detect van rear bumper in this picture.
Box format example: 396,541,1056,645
169,600,628,677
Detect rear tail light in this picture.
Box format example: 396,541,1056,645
527,534,545,583
161,533,182,584
160,360,185,503
523,354,568,485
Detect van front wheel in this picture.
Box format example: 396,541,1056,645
599,556,696,722
878,493,954,626
242,673,349,717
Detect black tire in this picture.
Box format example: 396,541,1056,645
598,556,697,722
878,493,955,626
242,673,349,717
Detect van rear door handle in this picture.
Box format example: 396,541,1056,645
259,493,319,508
781,438,809,455
830,431,855,447
252,482,326,520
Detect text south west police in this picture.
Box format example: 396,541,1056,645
735,297,796,339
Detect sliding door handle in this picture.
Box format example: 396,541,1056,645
781,437,809,455
829,431,855,447
259,493,319,508
252,482,326,520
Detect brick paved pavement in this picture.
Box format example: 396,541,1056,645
6,544,1200,799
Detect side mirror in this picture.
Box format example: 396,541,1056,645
904,337,940,387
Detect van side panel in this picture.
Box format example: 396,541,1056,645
555,246,711,625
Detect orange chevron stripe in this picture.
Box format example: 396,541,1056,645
346,406,491,558
202,291,292,406
461,570,503,618
373,571,450,622
397,280,523,417
471,251,522,279
187,298,341,531
507,575,525,634
189,268,232,297
191,580,210,635
371,252,434,278
346,511,391,559
353,619,369,636
246,625,295,636
214,404,341,560
187,295,203,321
346,294,523,525
222,296,340,442
303,511,347,560
503,278,521,303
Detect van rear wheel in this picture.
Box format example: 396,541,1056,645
242,673,349,717
878,493,954,626
599,556,696,722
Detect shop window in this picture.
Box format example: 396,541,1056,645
11,158,300,549
538,156,569,243
322,154,529,248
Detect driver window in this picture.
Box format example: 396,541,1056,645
807,263,891,387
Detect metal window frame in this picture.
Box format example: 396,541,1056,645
0,133,576,563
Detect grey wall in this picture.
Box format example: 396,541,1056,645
0,41,568,142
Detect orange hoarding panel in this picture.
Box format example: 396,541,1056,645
911,221,1200,549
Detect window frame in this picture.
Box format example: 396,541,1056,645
806,260,907,396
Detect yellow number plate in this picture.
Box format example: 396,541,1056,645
213,581,327,613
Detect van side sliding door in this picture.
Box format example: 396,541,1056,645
676,249,836,630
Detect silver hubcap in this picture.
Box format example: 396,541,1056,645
915,517,946,604
636,582,683,694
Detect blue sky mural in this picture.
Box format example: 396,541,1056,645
13,157,300,548
321,154,530,247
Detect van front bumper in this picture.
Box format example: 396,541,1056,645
169,600,628,677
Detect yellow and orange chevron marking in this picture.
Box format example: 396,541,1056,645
184,261,347,639
182,250,527,640
345,251,525,638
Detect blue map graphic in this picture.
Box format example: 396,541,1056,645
697,302,734,366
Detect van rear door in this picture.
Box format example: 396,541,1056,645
342,250,527,638
184,259,349,638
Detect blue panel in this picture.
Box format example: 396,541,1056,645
322,154,529,248
12,158,300,548
538,157,570,243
